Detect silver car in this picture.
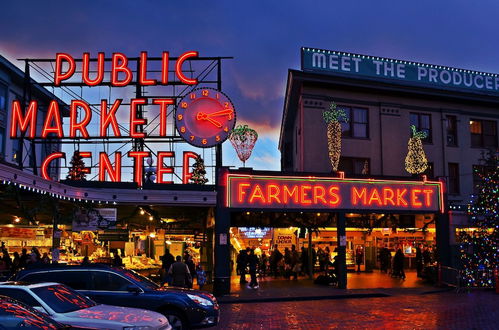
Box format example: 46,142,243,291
0,282,171,330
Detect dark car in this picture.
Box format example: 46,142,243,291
0,294,66,329
15,264,219,330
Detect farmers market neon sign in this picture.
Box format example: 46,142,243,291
9,51,212,185
226,173,444,212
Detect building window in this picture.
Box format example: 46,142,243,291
339,106,368,138
424,162,434,179
12,139,20,164
410,113,432,143
339,157,369,176
470,119,497,148
446,115,458,147
448,163,460,195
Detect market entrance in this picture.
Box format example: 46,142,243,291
227,211,438,292
213,169,448,296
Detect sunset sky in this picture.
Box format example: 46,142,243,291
2,0,499,173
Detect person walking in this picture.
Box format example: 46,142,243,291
290,245,300,280
300,247,309,276
393,248,406,279
355,246,364,273
260,252,268,278
416,245,423,277
185,255,196,288
247,249,259,289
270,245,282,278
11,252,21,273
168,256,192,288
283,247,291,279
196,264,207,290
237,249,248,284
160,249,175,285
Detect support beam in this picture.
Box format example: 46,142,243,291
213,205,231,296
336,212,347,289
435,212,451,267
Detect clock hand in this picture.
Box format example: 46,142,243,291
196,112,222,128
206,109,234,118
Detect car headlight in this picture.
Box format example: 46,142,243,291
187,293,214,306
123,327,153,330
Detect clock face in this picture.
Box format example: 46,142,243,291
175,88,236,148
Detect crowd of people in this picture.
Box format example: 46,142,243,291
160,249,206,290
0,243,61,278
378,244,435,280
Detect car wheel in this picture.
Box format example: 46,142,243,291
162,309,187,330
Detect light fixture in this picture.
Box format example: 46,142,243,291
148,216,153,221
149,232,156,238
165,240,172,245
14,217,20,223
140,209,145,215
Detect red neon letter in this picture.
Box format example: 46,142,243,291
153,99,174,136
182,151,198,184
41,152,65,180
161,52,169,84
396,189,408,206
382,188,396,206
313,185,327,205
78,151,92,174
139,51,156,85
352,187,367,205
237,183,251,203
411,189,423,207
267,184,281,204
368,188,383,206
300,185,312,204
249,185,266,204
70,100,92,139
423,189,434,207
10,100,37,138
42,100,63,138
175,51,198,85
128,151,150,187
328,186,341,206
99,152,121,182
111,53,133,87
54,53,75,85
283,185,299,203
82,52,105,86
157,152,174,184
130,99,147,138
100,99,122,137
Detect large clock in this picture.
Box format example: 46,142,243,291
175,88,236,148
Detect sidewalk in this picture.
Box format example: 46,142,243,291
209,271,451,304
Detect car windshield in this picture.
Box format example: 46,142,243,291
31,284,97,313
0,296,64,329
117,268,160,290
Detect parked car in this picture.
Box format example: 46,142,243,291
0,294,66,329
0,281,170,330
16,264,219,329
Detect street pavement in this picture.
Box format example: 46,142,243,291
215,291,499,329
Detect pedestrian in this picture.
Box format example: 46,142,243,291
185,255,196,288
11,252,21,273
291,245,300,280
393,248,406,279
237,249,248,284
112,252,123,267
196,264,207,290
160,249,175,285
416,245,423,277
247,249,259,288
311,244,317,274
270,245,282,278
2,249,12,270
300,247,308,276
355,246,364,272
423,247,432,266
19,248,28,269
260,252,268,277
324,246,332,272
168,256,192,288
41,252,50,264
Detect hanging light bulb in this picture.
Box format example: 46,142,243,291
148,215,153,221
140,209,145,215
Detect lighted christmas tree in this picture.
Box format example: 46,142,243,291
459,150,498,288
66,151,87,181
190,155,208,184
323,102,348,172
404,125,428,174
